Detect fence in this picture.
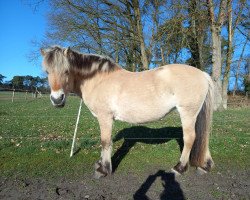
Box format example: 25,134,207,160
227,94,249,108
0,93,249,156
0,88,47,101
0,89,77,102
0,89,249,108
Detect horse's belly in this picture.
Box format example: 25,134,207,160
113,99,175,124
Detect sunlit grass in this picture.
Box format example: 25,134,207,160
0,94,249,179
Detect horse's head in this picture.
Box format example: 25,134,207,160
40,46,73,108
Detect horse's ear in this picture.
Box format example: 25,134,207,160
40,48,46,56
63,47,71,56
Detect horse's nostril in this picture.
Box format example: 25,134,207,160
50,94,65,105
60,94,65,101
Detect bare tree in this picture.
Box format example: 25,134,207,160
207,0,227,110
43,0,152,71
187,0,210,70
145,0,167,66
132,0,149,69
153,0,211,69
29,0,250,97
223,0,246,108
232,39,248,96
154,1,188,65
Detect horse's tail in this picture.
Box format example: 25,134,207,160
190,72,214,167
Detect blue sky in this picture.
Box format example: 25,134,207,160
0,0,47,81
0,0,248,88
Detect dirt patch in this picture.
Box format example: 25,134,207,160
0,167,249,200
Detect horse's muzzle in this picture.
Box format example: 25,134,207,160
50,94,65,108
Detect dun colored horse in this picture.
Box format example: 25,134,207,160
41,46,214,178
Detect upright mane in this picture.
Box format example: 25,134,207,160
42,46,120,76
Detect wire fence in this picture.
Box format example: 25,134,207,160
0,89,78,103
0,90,249,143
0,88,47,101
0,90,249,105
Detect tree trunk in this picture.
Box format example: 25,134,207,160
197,34,205,70
223,0,245,106
133,0,149,70
222,77,229,109
115,45,119,63
207,0,227,111
222,0,233,109
188,0,205,70
211,30,223,110
160,46,165,65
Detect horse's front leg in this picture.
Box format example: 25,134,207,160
94,115,113,179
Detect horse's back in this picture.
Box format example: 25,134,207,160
157,64,210,111
156,64,207,81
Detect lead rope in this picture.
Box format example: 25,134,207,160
70,98,83,157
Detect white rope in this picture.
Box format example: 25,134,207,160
70,99,83,157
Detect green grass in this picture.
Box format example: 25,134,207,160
0,94,249,179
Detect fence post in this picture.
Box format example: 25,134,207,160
35,87,38,98
12,89,15,102
25,90,28,100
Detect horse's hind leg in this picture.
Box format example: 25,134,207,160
172,108,197,175
94,116,113,179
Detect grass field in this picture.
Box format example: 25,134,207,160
0,93,249,180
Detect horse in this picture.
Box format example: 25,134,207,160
40,46,214,178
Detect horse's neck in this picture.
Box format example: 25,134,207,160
74,63,124,97
84,71,107,86
70,72,84,97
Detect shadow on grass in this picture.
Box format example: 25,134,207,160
112,126,183,173
0,111,8,116
72,147,81,156
134,170,185,200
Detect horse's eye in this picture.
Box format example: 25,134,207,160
45,70,49,74
65,70,69,75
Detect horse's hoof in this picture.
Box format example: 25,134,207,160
172,162,188,175
93,160,111,179
196,159,214,175
171,168,181,176
205,159,214,172
93,170,107,179
196,167,208,175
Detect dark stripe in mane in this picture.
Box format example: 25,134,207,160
68,50,117,73
43,46,120,76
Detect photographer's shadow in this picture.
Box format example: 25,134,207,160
112,126,183,173
134,170,185,200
